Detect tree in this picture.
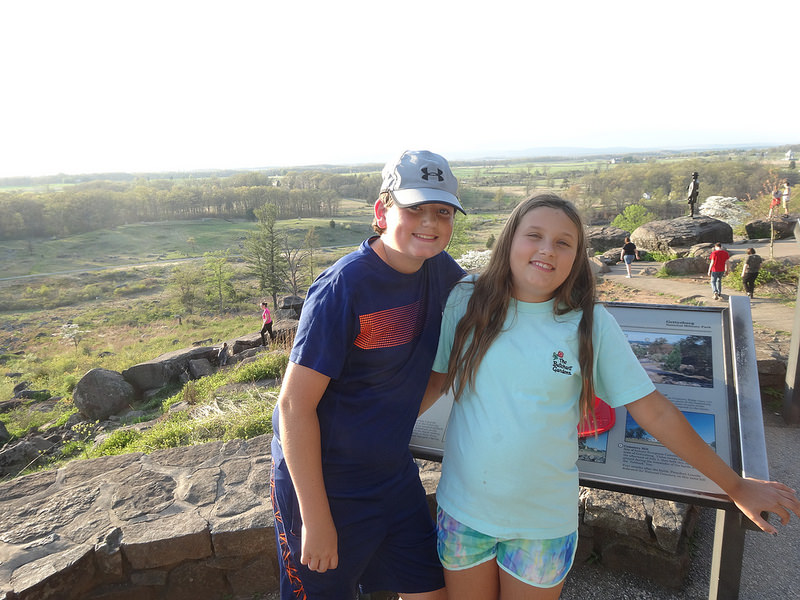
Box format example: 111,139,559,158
611,204,654,234
304,226,320,283
203,250,234,313
169,261,203,313
282,234,306,296
243,203,286,307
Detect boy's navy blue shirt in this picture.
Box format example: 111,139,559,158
272,237,464,496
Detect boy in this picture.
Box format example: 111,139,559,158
271,150,466,599
708,241,730,300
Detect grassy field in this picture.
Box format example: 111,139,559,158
0,199,376,279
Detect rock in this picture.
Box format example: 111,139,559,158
589,256,611,276
631,216,733,255
586,225,630,253
188,358,213,379
14,389,50,400
0,398,24,413
745,217,797,240
0,420,10,445
580,487,699,588
73,368,137,420
662,256,708,276
0,436,54,478
12,381,30,394
280,295,304,318
122,347,218,392
231,334,263,355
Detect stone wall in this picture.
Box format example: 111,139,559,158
0,435,699,600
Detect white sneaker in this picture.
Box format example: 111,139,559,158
625,275,631,278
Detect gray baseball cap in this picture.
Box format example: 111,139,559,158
380,150,465,214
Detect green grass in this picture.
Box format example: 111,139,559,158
0,199,375,280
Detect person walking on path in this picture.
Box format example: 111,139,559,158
741,247,763,299
620,236,639,278
708,242,730,300
260,301,276,346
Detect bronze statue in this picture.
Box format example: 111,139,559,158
686,171,699,217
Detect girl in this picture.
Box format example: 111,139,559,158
260,301,275,346
422,194,800,600
619,236,639,278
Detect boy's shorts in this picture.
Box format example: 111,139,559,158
437,507,577,589
270,458,444,599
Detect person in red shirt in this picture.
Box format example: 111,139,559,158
708,242,730,300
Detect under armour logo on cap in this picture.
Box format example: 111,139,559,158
421,167,444,182
379,150,465,214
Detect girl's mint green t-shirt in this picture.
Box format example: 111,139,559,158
433,280,654,539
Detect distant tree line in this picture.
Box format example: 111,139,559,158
0,171,381,241
2,154,796,241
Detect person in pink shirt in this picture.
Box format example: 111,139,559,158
708,242,730,300
260,301,276,346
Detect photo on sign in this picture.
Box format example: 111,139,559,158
578,431,610,464
624,410,717,451
623,331,714,388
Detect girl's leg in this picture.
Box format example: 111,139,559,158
498,568,565,600
442,561,500,600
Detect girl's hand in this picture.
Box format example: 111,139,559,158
728,477,800,534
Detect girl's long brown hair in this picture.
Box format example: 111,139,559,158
443,193,598,421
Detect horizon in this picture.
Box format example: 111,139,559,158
2,141,794,181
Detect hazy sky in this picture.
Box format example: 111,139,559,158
3,1,797,178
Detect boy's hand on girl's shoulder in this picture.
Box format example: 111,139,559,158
301,520,339,573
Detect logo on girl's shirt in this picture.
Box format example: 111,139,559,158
552,350,573,375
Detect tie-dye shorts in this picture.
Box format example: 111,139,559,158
436,507,577,588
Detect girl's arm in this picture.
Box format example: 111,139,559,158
626,390,800,534
277,362,339,572
419,371,447,417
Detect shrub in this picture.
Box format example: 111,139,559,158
611,204,654,234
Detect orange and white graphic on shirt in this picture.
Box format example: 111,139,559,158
354,300,424,349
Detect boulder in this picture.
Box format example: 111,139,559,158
744,217,797,240
662,256,709,276
586,225,630,253
231,334,263,355
589,255,611,276
280,295,305,318
12,381,30,394
0,420,10,445
188,358,214,379
122,346,218,392
73,368,137,420
631,216,732,255
0,435,54,477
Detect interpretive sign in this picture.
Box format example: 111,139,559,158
411,301,764,507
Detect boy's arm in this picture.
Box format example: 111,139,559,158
419,371,447,417
277,361,338,572
626,390,800,534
